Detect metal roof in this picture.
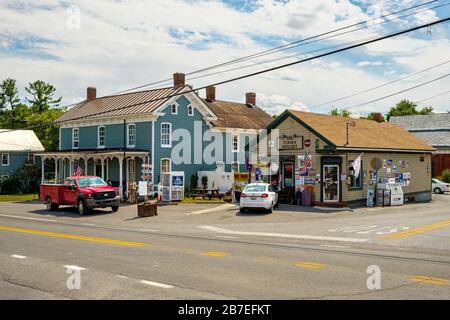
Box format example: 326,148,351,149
0,129,45,152
55,86,187,123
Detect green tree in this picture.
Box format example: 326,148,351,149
0,104,32,129
25,108,66,151
25,80,62,113
329,107,351,117
0,78,20,112
386,99,433,120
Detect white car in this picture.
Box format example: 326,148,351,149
432,179,450,194
240,183,278,213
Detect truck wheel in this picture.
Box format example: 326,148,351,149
78,199,89,215
46,198,59,211
111,206,119,212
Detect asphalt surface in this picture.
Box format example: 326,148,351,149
0,194,449,299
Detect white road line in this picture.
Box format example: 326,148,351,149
139,280,173,289
115,275,129,279
320,245,350,249
187,204,236,215
139,228,159,232
64,265,86,271
214,235,239,239
11,254,27,259
82,223,95,226
199,226,369,243
0,213,56,223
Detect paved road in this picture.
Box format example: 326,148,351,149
0,196,449,299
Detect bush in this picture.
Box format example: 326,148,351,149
191,174,198,190
0,176,26,194
201,176,208,189
442,169,450,183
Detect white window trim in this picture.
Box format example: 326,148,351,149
171,103,178,115
1,153,9,166
160,158,172,174
98,126,106,149
127,123,136,148
231,134,239,153
27,153,34,165
187,105,194,116
161,122,172,148
72,128,79,149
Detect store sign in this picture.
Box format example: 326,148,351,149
278,135,303,150
234,172,249,183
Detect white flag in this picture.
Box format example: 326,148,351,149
351,154,363,179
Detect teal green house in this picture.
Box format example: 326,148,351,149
37,73,272,198
0,129,44,181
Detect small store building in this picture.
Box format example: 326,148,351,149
262,109,434,206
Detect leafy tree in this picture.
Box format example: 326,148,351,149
0,78,20,112
25,80,62,112
360,112,386,122
386,99,433,120
25,108,66,151
329,107,351,117
0,104,31,129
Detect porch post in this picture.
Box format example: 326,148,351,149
119,157,123,199
106,158,109,181
69,158,73,176
101,157,105,180
54,157,58,184
41,158,45,183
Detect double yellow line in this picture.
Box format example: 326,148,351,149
383,220,450,240
295,261,326,270
0,226,146,247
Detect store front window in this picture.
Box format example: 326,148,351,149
349,160,362,189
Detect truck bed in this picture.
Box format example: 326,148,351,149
40,184,65,203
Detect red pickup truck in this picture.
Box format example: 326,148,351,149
40,176,120,215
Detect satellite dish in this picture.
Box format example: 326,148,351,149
371,157,382,170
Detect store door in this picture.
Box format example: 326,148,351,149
323,164,339,202
282,162,294,188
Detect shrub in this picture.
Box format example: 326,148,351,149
201,176,208,189
0,176,26,194
191,174,199,190
442,169,450,183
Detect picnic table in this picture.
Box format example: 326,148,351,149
190,188,223,200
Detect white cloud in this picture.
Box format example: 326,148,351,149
0,0,448,117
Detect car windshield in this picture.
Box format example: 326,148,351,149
244,185,266,192
77,177,107,188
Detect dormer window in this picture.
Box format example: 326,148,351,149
171,104,178,115
188,105,194,116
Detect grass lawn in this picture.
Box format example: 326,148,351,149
181,197,228,203
0,194,39,202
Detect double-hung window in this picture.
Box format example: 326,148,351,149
127,124,136,148
161,123,172,147
1,153,9,166
187,105,194,116
98,126,106,148
231,134,239,153
72,128,79,149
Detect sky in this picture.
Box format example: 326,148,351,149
0,0,449,117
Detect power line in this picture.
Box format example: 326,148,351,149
1,16,449,135
414,89,450,103
309,59,450,109
344,73,450,110
116,0,444,94
31,1,447,112
54,17,450,123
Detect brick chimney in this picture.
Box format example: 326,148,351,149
373,113,384,123
87,87,96,101
206,86,216,102
246,92,256,106
173,73,185,87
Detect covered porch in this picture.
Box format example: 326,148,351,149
36,149,150,199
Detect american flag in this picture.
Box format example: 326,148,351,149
299,153,311,175
73,162,83,176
